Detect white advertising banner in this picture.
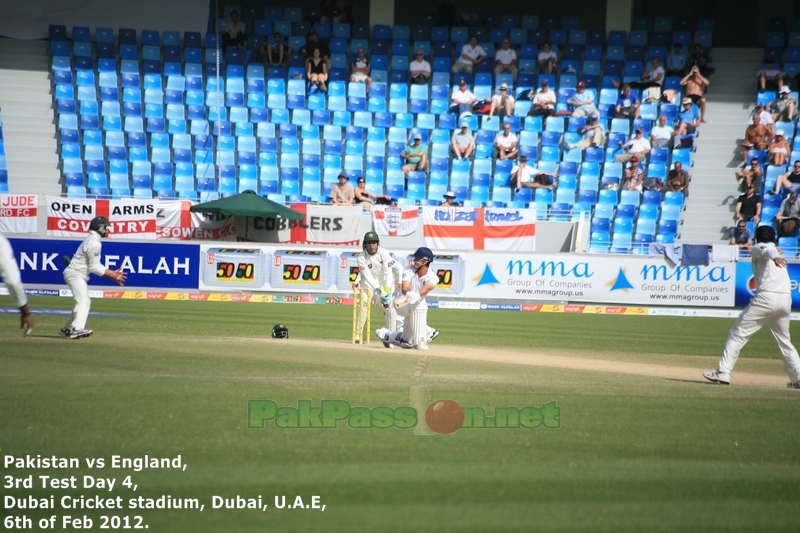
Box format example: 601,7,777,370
156,200,236,241
235,204,363,245
46,196,157,239
372,205,419,236
422,207,536,252
0,194,38,234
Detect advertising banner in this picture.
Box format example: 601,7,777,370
422,207,536,252
0,194,38,234
236,204,363,245
735,261,800,309
8,238,200,289
201,247,269,290
270,250,336,292
46,196,157,239
372,205,419,236
156,200,236,241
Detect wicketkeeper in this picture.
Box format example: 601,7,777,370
355,231,403,341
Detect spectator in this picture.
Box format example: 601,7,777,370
300,31,331,71
615,127,651,164
741,114,769,162
777,191,800,236
667,161,690,198
615,84,640,119
729,220,753,251
350,47,372,94
494,122,518,160
564,113,605,150
354,177,392,206
451,121,475,160
449,79,477,116
452,36,487,74
643,170,665,194
567,81,598,118
616,58,665,92
769,130,791,167
253,32,288,65
758,58,784,91
306,48,328,93
320,0,346,23
735,183,762,226
772,160,800,195
488,83,515,118
436,0,457,26
512,154,558,191
680,66,710,123
401,133,429,177
528,80,556,117
410,49,431,85
666,43,687,76
537,42,557,74
769,86,797,122
623,156,644,192
749,102,774,127
439,190,459,206
690,43,714,77
222,10,245,53
331,172,355,205
650,115,675,149
494,39,518,81
736,158,763,193
677,97,701,137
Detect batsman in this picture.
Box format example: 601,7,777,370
355,231,403,342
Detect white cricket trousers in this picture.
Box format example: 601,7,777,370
719,291,800,383
64,269,91,331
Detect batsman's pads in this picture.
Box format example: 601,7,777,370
271,324,289,339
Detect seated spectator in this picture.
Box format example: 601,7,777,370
494,39,518,81
306,48,328,93
667,161,690,198
451,121,475,160
494,123,518,160
758,58,784,91
769,86,797,122
615,127,651,164
331,172,355,205
537,42,557,74
677,97,701,137
769,130,791,167
729,220,753,251
616,58,665,92
449,79,477,116
410,49,431,85
528,80,556,117
666,43,686,76
615,84,640,119
300,31,331,71
512,155,558,191
320,0,346,23
452,36,487,74
734,183,761,226
741,114,769,162
650,115,675,149
749,102,774,127
401,133,428,177
777,191,800,236
623,156,644,192
253,32,288,65
690,43,714,77
680,66,710,123
567,81,598,118
564,113,605,150
350,47,372,94
222,10,246,53
772,160,800,195
736,158,763,193
436,0,457,27
354,177,392,206
439,190,459,206
488,83,515,118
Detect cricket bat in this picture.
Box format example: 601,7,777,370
393,295,410,309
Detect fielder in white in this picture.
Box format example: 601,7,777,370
704,226,800,388
59,217,127,339
0,234,34,336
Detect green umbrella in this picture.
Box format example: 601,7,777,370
189,190,304,219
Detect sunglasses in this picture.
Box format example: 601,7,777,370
416,53,424,56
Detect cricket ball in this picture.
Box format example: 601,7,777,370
425,399,464,434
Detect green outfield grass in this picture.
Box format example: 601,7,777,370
1,296,799,532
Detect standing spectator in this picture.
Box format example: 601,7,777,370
736,158,763,193
436,0,457,26
401,133,428,178
777,191,800,236
650,115,675,149
567,81,598,118
306,48,328,93
512,155,558,191
677,98,701,137
615,84,640,119
758,58,784,91
331,172,355,205
769,130,791,167
488,83,515,118
0,234,34,336
452,36,487,74
451,121,475,160
222,10,245,53
354,177,392,206
564,113,605,150
729,220,753,251
666,43,687,76
623,156,644,192
615,127,651,164
410,49,431,85
769,86,797,122
350,47,372,94
667,161,690,198
537,42,557,74
741,114,769,162
494,122,518,160
690,43,714,77
300,31,331,71
734,183,762,226
494,39,518,81
528,80,556,117
449,80,477,116
771,160,800,195
680,66,710,123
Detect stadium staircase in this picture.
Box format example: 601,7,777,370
0,38,60,195
678,48,763,243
